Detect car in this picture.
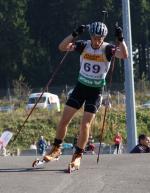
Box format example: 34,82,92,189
26,92,60,112
142,100,150,109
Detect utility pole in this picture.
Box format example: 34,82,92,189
122,0,137,152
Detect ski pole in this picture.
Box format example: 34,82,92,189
102,10,108,23
97,23,119,163
11,22,91,145
12,51,70,143
97,55,116,164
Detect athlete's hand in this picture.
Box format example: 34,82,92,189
72,25,86,38
66,42,75,51
115,26,124,42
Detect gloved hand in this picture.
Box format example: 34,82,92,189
72,25,86,38
115,26,124,42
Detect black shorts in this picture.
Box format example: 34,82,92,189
66,82,102,113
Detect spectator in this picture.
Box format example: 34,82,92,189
30,141,37,150
89,134,94,144
130,134,150,153
38,136,47,156
114,132,122,154
46,141,51,150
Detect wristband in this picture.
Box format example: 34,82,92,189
118,37,124,42
72,31,78,38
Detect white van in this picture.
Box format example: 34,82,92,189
26,92,60,112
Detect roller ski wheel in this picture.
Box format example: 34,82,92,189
68,162,80,173
67,153,82,173
32,158,46,169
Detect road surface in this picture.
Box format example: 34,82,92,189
0,154,150,193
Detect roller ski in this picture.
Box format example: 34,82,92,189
32,158,46,169
67,152,82,173
32,145,62,168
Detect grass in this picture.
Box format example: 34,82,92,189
0,102,150,153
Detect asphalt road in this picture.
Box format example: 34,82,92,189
0,154,150,193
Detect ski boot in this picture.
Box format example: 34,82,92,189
68,152,82,173
32,145,62,168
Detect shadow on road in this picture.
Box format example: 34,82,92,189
0,168,66,173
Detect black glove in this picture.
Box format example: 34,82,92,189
115,26,124,42
72,25,86,38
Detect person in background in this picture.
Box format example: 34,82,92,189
130,134,150,153
38,136,47,156
85,134,95,154
46,141,51,151
30,141,37,150
114,131,122,154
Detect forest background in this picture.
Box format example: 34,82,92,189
0,0,150,151
0,0,150,90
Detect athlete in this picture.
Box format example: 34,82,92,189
32,21,128,171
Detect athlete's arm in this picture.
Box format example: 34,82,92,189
58,34,76,52
59,35,86,54
115,40,128,59
114,26,128,59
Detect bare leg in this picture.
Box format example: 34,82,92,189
56,105,78,140
77,112,95,149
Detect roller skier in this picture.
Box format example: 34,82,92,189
32,21,128,172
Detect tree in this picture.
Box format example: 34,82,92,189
131,0,150,80
0,0,29,88
0,0,149,90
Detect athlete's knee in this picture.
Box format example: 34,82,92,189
82,122,91,130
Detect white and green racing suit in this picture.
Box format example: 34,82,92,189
66,40,115,113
